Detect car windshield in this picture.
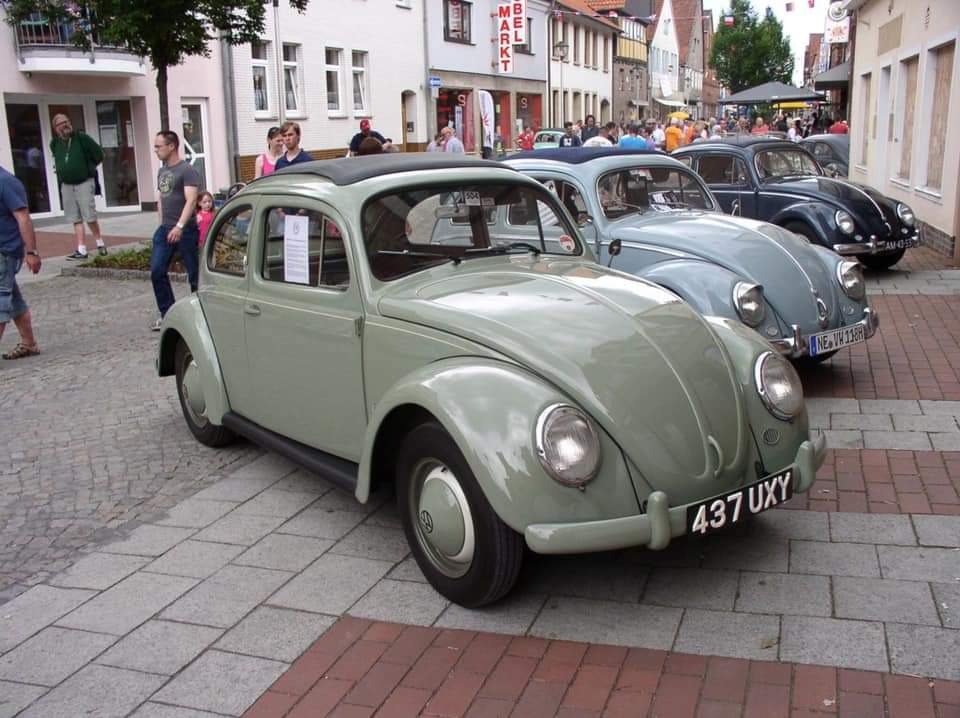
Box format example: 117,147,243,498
535,132,559,143
362,183,583,281
755,149,822,181
596,166,714,220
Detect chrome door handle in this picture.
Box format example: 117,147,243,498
244,304,261,316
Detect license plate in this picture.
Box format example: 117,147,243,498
886,238,917,250
687,469,794,536
809,323,866,356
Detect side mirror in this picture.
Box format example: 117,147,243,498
577,212,594,227
607,238,622,267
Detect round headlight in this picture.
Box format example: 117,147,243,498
896,202,915,226
733,282,766,327
536,405,602,487
835,210,856,235
836,260,865,300
754,351,804,421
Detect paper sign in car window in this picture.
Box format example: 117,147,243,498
283,214,310,285
464,191,482,206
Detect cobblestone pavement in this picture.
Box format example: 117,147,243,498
0,453,957,717
0,277,260,599
887,245,954,273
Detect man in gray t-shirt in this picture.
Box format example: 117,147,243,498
151,131,200,330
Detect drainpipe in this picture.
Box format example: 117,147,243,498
273,0,285,127
422,0,432,144
220,34,241,185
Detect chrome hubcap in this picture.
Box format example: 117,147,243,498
409,460,475,579
180,353,208,428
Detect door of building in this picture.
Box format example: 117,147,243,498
5,103,52,216
95,100,140,209
180,101,211,190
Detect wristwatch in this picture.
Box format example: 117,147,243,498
26,250,40,257
175,222,184,230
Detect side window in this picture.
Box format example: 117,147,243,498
733,159,750,185
262,207,350,289
811,143,833,162
207,205,253,276
524,178,586,223
697,155,734,184
675,156,693,167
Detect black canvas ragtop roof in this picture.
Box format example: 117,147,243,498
673,136,794,152
508,147,666,164
270,153,514,186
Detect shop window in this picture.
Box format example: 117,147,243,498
251,41,270,114
444,0,471,43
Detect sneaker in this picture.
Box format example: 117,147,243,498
151,317,162,332
66,250,89,261
97,246,108,257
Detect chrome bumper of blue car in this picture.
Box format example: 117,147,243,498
833,226,922,255
523,434,828,555
770,307,879,359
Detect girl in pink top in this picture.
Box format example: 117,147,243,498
197,191,215,247
255,126,285,178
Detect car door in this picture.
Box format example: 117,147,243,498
199,201,257,416
243,197,367,461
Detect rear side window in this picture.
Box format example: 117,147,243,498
262,207,350,289
207,205,253,276
698,155,735,183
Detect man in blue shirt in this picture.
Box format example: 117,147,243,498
275,122,313,170
618,125,647,149
558,122,582,148
0,167,42,359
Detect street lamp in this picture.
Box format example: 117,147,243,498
554,40,569,125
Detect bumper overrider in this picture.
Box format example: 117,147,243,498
770,307,879,359
833,225,922,256
524,433,827,555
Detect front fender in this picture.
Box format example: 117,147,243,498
156,295,230,425
770,202,835,246
357,357,642,532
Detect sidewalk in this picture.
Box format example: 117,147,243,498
1,451,957,716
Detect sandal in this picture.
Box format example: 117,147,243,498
2,342,40,360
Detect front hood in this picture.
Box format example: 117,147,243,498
766,176,893,234
611,213,841,333
378,258,751,502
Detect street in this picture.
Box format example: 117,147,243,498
0,257,958,717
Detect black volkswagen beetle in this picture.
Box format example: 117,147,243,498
800,134,849,178
673,137,920,270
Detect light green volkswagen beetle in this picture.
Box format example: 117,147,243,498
157,154,826,607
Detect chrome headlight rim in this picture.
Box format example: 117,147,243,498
535,403,602,488
733,281,766,328
836,259,866,301
754,351,804,421
896,202,915,226
835,209,856,235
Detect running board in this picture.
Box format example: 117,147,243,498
222,412,358,493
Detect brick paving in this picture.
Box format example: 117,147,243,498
0,277,260,600
801,294,960,401
785,448,960,515
243,617,960,718
886,245,955,272
35,231,144,259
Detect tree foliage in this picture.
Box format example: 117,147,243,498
3,0,307,130
710,0,794,94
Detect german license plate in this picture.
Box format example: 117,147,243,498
809,323,866,356
687,469,793,536
886,238,917,250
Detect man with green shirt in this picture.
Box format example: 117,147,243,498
50,114,107,259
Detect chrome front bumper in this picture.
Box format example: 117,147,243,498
769,307,879,359
833,226,922,255
523,434,828,555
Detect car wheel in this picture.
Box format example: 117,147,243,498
859,249,905,271
783,221,819,244
396,421,523,607
175,340,235,447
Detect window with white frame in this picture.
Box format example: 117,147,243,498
352,51,368,114
251,40,270,113
282,44,301,114
325,48,343,113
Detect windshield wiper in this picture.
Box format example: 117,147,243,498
464,242,542,257
376,249,461,265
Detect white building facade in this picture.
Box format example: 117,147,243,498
427,0,549,152
647,0,682,119
548,1,618,126
228,0,429,177
847,0,959,257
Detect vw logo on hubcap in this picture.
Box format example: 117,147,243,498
419,510,434,534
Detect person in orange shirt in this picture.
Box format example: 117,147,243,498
751,116,770,134
664,119,684,152
683,120,695,145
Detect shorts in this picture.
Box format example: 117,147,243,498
62,177,97,224
0,252,28,323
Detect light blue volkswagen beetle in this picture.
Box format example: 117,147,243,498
506,148,878,362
